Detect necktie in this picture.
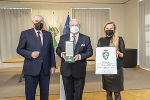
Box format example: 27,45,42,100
37,32,42,47
73,36,76,50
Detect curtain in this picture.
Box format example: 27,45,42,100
0,8,32,62
72,8,110,55
139,0,150,70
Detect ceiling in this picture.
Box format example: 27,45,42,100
0,0,130,4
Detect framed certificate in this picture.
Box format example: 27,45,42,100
65,41,75,63
95,47,117,74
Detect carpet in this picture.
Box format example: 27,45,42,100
0,67,150,98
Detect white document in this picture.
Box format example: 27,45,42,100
95,47,117,74
65,41,74,63
66,41,74,56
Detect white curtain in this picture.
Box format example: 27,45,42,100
139,0,150,70
0,8,32,62
72,8,110,55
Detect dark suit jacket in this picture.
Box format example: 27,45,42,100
56,33,93,78
17,28,56,76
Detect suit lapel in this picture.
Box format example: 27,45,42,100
63,34,70,51
30,28,41,49
65,34,70,41
42,30,47,48
74,33,82,52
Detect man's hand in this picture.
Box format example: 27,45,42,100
74,54,80,61
61,52,66,60
50,67,55,75
31,51,40,58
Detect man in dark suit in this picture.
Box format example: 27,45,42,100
56,19,93,100
17,15,56,100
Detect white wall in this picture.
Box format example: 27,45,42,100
0,1,139,68
124,0,139,49
0,1,139,47
0,1,125,36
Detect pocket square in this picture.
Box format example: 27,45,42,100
81,44,85,46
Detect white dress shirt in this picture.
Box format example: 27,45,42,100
34,30,43,45
70,33,79,43
61,33,81,60
70,33,81,60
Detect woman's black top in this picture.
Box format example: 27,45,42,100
97,36,125,69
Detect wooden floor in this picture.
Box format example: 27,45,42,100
1,66,150,100
0,89,150,100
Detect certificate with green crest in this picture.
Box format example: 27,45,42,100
95,47,117,74
65,41,75,63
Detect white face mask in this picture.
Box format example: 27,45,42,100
71,26,79,34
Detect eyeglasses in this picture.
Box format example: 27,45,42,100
33,20,44,23
70,25,79,27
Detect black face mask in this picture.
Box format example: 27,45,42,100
34,22,43,30
105,30,114,37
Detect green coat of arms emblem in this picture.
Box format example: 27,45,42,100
102,50,109,60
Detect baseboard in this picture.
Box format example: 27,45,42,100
0,62,23,69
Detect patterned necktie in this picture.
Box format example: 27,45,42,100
37,32,42,47
73,36,76,50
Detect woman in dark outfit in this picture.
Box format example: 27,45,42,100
97,21,125,100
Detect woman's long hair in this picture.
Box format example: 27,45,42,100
104,21,119,50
